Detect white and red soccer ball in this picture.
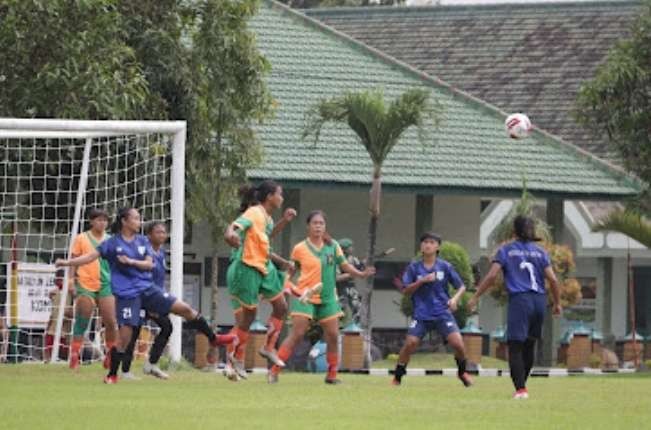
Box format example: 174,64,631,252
505,113,532,139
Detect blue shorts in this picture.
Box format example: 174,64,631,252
115,295,146,327
141,286,177,318
507,292,546,342
407,312,459,340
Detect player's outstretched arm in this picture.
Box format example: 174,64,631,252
118,255,153,271
340,262,375,279
467,262,501,311
271,252,295,273
55,250,100,268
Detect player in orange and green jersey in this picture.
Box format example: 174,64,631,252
268,210,375,385
67,208,117,370
222,186,297,380
224,180,291,380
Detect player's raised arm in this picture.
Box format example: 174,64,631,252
271,207,297,238
340,260,375,278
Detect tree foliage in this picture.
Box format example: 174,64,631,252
0,0,273,324
576,0,651,212
593,209,651,249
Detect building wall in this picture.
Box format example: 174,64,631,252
299,188,416,260
432,195,482,261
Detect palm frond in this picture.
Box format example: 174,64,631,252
593,209,651,248
302,87,443,167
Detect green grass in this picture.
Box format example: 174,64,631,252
372,352,509,369
1,363,650,430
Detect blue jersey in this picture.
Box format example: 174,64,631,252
97,234,154,298
151,248,167,291
402,258,464,320
494,240,550,296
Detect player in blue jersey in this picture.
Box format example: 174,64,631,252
121,221,174,380
469,215,562,399
56,207,236,384
392,232,473,387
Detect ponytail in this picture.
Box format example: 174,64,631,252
238,180,280,213
238,184,258,214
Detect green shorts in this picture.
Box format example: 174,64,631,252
228,260,285,311
290,298,343,322
75,281,112,301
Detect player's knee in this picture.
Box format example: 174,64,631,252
405,337,420,351
172,300,195,319
447,333,464,349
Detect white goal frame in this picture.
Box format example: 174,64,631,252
0,118,186,363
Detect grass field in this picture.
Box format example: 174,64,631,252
372,352,509,369
1,363,650,430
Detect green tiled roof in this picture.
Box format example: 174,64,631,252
307,1,643,162
248,1,640,199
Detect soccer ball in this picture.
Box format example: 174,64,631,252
505,113,532,139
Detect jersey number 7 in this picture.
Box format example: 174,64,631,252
519,261,540,292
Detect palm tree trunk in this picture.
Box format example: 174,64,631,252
360,169,381,367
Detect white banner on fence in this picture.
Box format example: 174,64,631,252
6,262,56,329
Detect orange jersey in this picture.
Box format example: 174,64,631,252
291,239,345,304
234,205,273,275
70,231,108,292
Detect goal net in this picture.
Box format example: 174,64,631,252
0,119,185,365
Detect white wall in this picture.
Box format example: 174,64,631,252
432,195,481,261
298,188,416,260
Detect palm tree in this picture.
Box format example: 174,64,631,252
593,209,651,248
303,87,441,365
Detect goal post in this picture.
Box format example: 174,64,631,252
0,118,186,364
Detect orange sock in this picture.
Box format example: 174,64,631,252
71,339,82,357
105,340,115,353
271,345,292,375
233,328,249,362
264,317,284,351
226,328,237,356
327,351,338,380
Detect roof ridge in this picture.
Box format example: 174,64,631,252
264,0,641,191
307,0,642,16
